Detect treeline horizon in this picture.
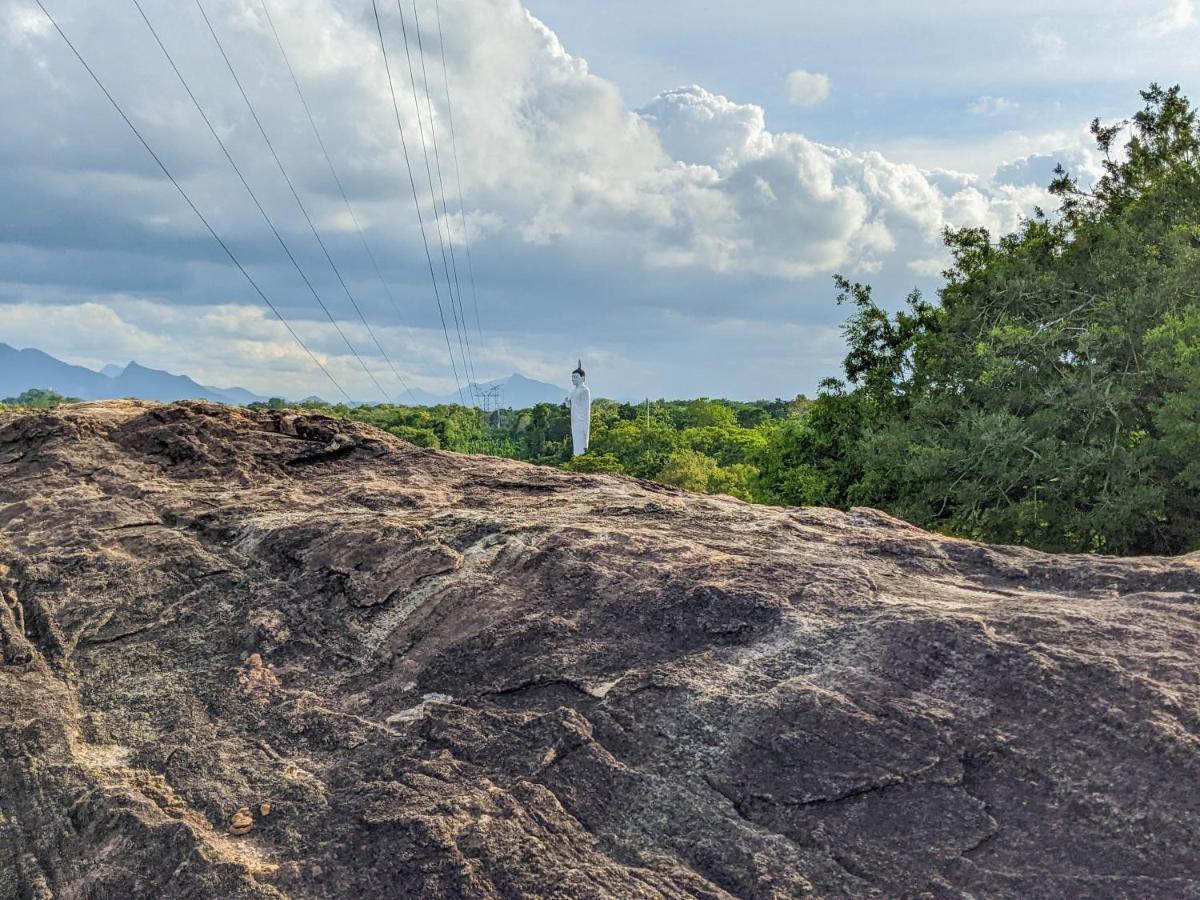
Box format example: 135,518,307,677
5,84,1198,557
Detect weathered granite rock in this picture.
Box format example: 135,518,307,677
0,401,1197,898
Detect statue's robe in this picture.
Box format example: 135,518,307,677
568,383,591,456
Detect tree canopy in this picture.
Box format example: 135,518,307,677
1,389,80,409
791,84,1200,554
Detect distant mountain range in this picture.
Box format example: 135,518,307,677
0,344,266,406
0,343,565,409
407,373,566,408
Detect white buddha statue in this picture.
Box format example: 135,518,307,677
566,360,591,456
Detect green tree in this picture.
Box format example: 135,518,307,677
3,388,80,409
680,425,767,466
657,449,720,492
387,425,441,449
561,452,626,474
668,399,739,429
805,84,1200,553
591,420,680,479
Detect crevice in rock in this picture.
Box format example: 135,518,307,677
192,569,232,581
482,676,597,700
285,442,361,468
958,750,1001,858
961,828,1000,857
15,587,67,667
784,774,908,808
475,478,571,494
79,622,158,647
701,773,880,894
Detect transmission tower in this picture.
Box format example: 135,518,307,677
473,384,503,413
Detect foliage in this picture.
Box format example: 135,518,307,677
2,388,81,409
561,452,625,474
256,394,808,504
772,84,1200,554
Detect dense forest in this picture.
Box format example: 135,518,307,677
808,83,1200,556
6,86,1197,556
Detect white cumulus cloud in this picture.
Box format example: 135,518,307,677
633,84,1060,278
784,68,831,107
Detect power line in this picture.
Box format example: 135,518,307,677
258,0,420,404
194,0,416,405
131,0,392,404
393,0,475,393
409,0,477,391
31,0,353,404
370,0,467,406
432,0,484,347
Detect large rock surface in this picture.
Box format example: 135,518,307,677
0,402,1197,899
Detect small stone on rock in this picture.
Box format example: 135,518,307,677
229,807,254,835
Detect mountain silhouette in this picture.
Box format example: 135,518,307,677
409,373,566,408
0,344,263,405
0,344,567,408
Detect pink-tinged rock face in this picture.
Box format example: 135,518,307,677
1,400,1198,898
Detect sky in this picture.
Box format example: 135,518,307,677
1,0,1197,402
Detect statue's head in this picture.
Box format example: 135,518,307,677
571,360,586,386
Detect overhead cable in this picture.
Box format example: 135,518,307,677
394,0,475,392
409,0,477,389
195,0,416,404
31,0,353,404
370,0,467,406
258,0,420,404
132,0,392,403
432,0,484,346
